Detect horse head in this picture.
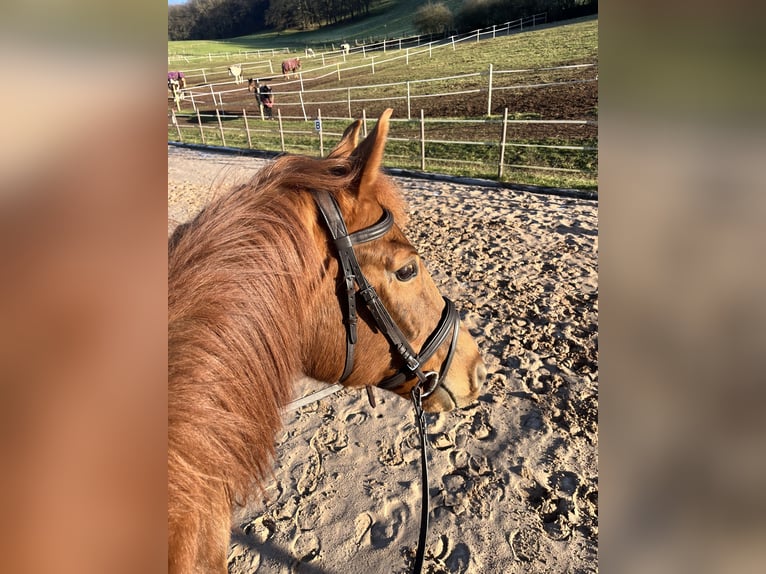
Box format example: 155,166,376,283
304,109,486,412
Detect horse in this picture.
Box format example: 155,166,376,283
167,71,186,91
247,78,257,92
281,57,301,78
227,64,243,84
341,42,351,55
305,47,315,57
168,109,486,573
167,71,186,101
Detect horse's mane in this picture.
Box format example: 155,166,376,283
168,153,406,517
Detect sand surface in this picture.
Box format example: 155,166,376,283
168,145,599,573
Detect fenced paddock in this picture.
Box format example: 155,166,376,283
167,16,598,190
168,107,597,189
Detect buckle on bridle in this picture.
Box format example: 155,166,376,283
419,371,440,399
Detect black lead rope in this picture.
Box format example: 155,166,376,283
411,385,430,574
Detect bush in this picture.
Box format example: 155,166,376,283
413,2,454,36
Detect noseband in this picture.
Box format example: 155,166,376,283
313,190,461,573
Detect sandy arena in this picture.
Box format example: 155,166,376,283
168,144,598,573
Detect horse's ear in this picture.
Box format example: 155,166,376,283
327,119,362,159
351,108,393,196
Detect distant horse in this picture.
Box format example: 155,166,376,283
281,57,301,78
227,64,243,84
247,78,257,92
167,71,186,90
341,42,350,55
168,109,486,573
305,48,315,57
167,71,186,100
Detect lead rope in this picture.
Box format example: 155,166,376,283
411,384,430,574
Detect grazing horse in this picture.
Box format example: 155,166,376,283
168,109,486,573
227,64,243,84
340,42,350,55
281,57,301,78
305,47,315,57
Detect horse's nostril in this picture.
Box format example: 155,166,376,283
475,362,487,387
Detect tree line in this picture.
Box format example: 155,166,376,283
168,0,377,41
168,0,597,42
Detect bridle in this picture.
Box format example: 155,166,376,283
312,190,461,573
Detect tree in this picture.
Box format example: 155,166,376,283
413,2,454,36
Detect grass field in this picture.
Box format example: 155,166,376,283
168,16,598,190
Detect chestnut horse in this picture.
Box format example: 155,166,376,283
168,109,486,573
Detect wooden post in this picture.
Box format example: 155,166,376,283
487,63,494,116
347,88,352,119
243,108,252,149
406,81,411,120
299,72,304,91
406,48,409,66
362,109,367,138
371,57,375,74
277,109,285,152
337,63,341,81
196,109,205,144
268,60,274,74
202,69,207,83
209,84,216,107
215,109,226,146
190,91,197,112
318,108,324,157
299,91,307,121
498,107,508,178
420,109,425,171
172,111,182,141
451,36,455,51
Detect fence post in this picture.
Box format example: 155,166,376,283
172,111,182,141
371,57,375,74
190,91,197,112
451,36,455,51
269,60,274,74
347,88,352,119
498,107,508,178
243,108,252,148
215,109,226,146
406,48,409,66
337,63,341,81
420,109,426,171
299,91,307,121
196,109,205,144
318,108,324,156
407,82,411,120
300,72,304,91
362,109,368,138
487,63,494,116
277,109,286,152
202,69,207,83
493,25,496,39
209,84,216,107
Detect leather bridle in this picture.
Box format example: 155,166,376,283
312,190,461,573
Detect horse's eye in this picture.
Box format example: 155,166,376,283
395,262,418,282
